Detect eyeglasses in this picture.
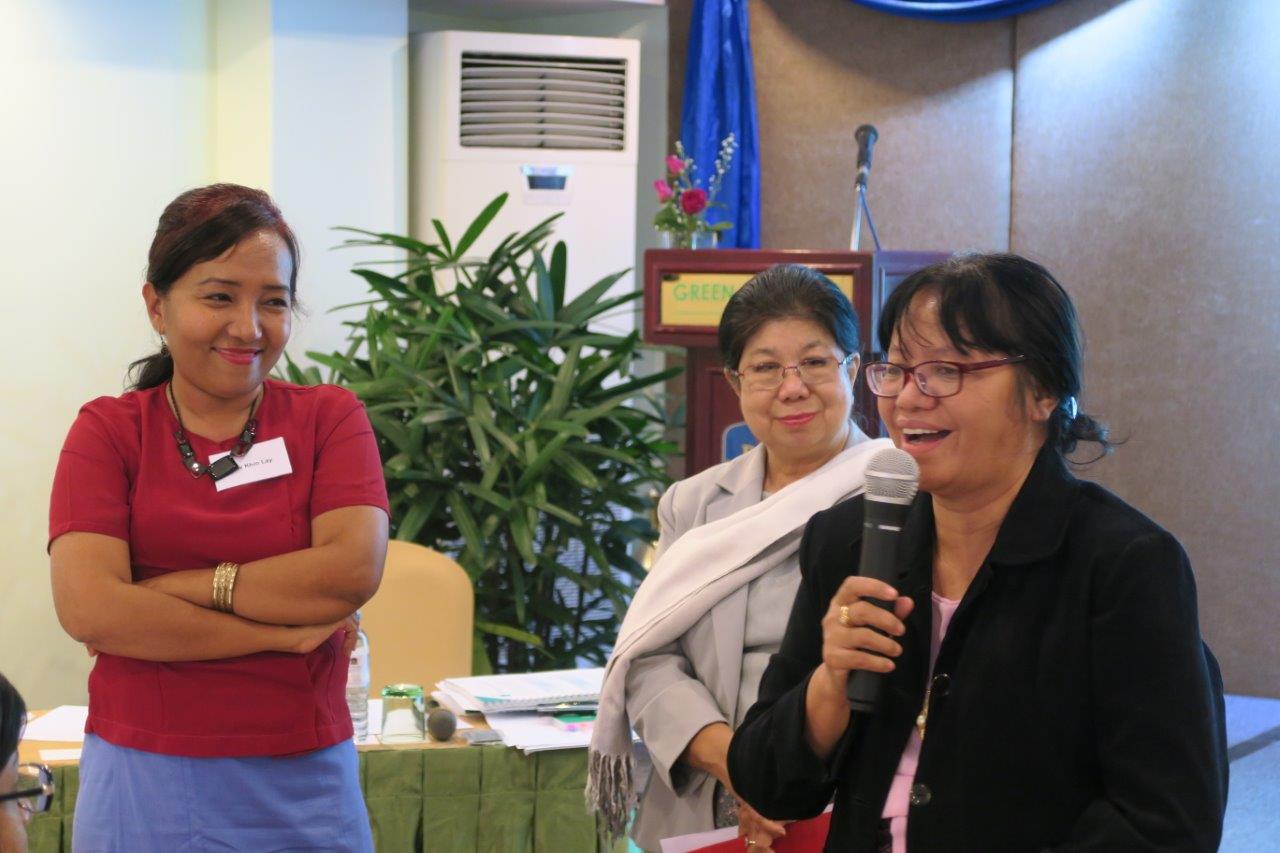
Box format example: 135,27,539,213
864,355,1026,398
0,764,54,815
728,353,857,392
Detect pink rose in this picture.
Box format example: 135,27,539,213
680,187,708,215
666,154,685,175
654,179,674,202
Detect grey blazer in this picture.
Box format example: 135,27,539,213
624,426,865,851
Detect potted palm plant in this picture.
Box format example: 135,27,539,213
284,195,679,673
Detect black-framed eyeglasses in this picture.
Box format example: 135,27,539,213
728,352,858,392
0,764,54,815
864,355,1027,399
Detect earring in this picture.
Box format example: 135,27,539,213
159,338,170,357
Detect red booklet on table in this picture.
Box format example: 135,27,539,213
690,809,831,853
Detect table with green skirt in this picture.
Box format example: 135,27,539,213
24,740,624,852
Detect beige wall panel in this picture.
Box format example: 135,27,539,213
0,0,211,709
748,0,1014,254
667,0,692,151
663,0,1009,478
1013,0,1280,695
669,0,1013,254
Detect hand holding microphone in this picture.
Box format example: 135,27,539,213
804,449,919,760
845,447,920,711
818,575,913,695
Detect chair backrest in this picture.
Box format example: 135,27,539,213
360,541,474,696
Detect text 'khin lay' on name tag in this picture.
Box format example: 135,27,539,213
210,436,292,492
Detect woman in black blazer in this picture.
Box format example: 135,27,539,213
728,254,1227,852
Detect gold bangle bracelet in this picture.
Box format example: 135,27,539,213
212,563,225,610
213,562,239,613
214,563,225,612
222,562,240,614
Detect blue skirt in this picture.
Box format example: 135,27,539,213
73,734,374,853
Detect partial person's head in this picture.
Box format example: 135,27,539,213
719,264,860,466
869,252,1109,499
131,184,300,396
1,673,40,853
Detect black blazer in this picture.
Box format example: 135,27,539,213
727,447,1228,852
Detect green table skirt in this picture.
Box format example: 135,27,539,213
27,745,621,852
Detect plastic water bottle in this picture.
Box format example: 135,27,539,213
346,620,370,740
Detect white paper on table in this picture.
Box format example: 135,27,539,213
433,686,481,715
432,689,466,715
437,668,603,712
485,712,593,753
483,712,631,754
21,706,88,743
659,825,738,853
39,748,82,762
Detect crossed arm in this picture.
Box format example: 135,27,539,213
50,506,388,662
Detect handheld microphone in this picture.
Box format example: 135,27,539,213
427,707,458,742
854,124,879,190
847,446,920,713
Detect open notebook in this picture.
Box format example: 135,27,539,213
436,667,604,713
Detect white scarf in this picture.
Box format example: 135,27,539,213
586,436,892,841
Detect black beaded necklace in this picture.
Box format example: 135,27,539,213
167,383,260,481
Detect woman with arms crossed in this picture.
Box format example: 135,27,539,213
728,253,1227,851
49,184,389,851
589,264,891,851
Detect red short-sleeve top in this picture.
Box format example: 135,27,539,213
49,379,389,757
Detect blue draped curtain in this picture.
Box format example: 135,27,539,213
679,0,760,248
848,0,1064,22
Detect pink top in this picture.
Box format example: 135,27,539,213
882,592,961,853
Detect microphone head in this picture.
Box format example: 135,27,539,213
864,447,920,505
855,124,879,146
428,707,458,741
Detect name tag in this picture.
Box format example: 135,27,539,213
210,436,293,492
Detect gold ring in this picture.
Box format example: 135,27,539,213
746,841,758,849
838,604,853,628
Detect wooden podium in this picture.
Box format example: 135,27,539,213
643,249,947,476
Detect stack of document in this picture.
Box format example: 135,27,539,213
434,668,605,753
484,712,598,754
436,668,603,714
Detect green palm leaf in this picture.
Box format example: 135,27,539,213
310,195,678,673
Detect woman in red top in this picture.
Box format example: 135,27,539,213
49,184,389,851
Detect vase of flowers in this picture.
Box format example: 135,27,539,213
652,133,736,249
655,229,719,250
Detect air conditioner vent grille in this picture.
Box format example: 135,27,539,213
460,51,626,150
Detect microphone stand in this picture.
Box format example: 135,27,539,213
849,124,883,252
850,182,882,252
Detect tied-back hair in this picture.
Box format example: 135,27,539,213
128,184,300,391
0,673,25,770
878,252,1112,461
718,263,860,369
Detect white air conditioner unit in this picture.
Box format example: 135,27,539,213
413,30,640,334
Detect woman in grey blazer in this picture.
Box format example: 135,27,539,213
622,264,877,852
